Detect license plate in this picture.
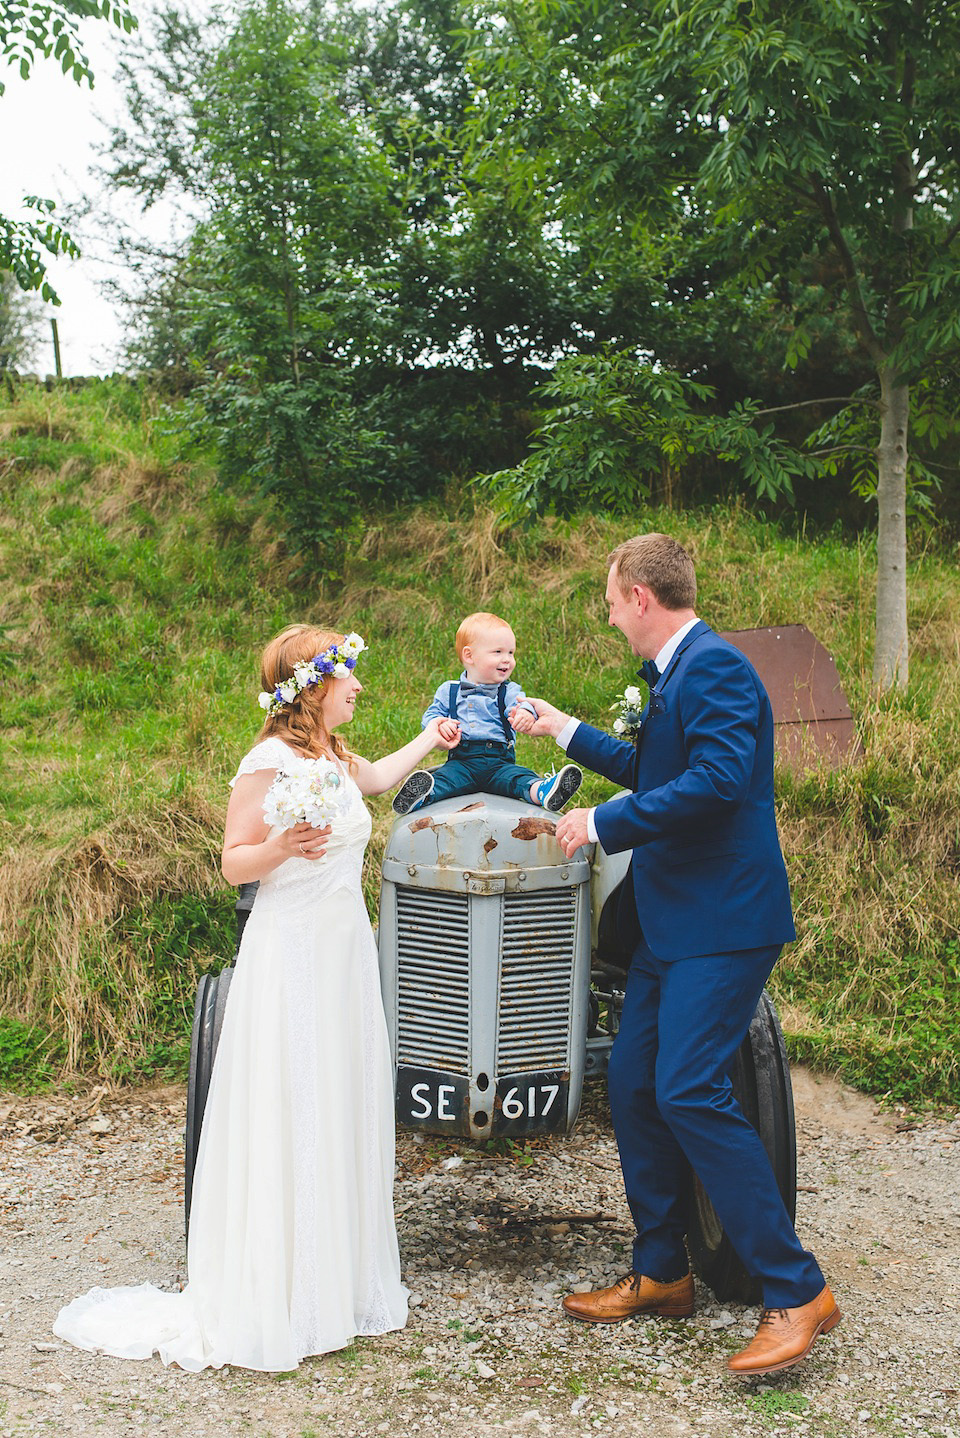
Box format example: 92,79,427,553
493,1071,569,1136
395,1065,471,1135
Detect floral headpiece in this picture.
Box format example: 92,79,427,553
258,632,366,717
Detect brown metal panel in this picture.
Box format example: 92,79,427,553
719,625,860,771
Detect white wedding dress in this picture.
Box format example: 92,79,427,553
54,738,408,1371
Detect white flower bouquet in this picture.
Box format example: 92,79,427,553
263,761,350,830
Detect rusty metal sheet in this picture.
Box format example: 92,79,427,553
719,624,860,771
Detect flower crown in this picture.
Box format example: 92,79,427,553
258,632,366,717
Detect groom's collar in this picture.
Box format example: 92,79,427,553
654,617,701,675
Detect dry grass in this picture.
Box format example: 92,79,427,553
1,794,225,1073
336,580,446,636
357,511,455,571
92,459,198,524
458,507,511,597
0,415,77,443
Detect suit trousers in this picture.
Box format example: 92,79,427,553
608,937,825,1309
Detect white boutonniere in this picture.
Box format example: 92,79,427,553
610,684,644,740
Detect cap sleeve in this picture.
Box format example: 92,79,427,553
229,738,295,788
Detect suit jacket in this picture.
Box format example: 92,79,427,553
568,620,795,960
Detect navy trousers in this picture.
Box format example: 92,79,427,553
425,739,539,804
608,937,825,1309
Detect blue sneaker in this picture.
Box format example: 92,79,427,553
535,764,582,811
392,770,435,815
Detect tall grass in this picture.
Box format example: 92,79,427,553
1,380,958,1105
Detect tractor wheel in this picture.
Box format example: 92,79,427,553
184,965,234,1235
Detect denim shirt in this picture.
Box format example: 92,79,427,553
421,674,536,743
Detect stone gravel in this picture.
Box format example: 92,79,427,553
0,1069,957,1438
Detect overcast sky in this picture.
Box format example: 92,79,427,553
1,6,193,377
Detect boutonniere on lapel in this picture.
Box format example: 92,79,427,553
610,683,644,740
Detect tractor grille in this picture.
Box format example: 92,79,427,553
396,886,470,1073
496,887,577,1072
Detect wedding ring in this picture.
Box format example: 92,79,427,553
299,842,306,855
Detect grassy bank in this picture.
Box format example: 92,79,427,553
1,380,958,1106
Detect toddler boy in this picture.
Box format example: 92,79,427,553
392,611,582,815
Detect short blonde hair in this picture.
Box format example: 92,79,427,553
608,534,697,611
455,611,514,661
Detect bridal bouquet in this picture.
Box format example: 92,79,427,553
263,761,350,830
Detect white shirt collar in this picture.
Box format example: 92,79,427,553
654,617,700,675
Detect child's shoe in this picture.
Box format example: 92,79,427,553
392,770,435,815
534,764,582,811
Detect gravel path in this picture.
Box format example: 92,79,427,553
1,1070,957,1438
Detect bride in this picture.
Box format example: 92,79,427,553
55,623,460,1371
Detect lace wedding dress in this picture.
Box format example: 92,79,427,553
54,738,408,1371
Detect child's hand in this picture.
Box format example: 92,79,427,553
509,706,536,734
426,716,461,749
510,697,571,739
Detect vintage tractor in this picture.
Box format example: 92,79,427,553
186,794,795,1303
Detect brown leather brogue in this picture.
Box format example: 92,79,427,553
727,1285,841,1375
562,1271,695,1324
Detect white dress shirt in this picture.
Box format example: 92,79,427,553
557,618,700,846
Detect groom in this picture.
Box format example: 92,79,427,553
524,534,839,1376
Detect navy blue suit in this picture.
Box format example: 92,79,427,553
569,621,824,1307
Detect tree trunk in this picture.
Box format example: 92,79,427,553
874,364,909,690
873,111,916,693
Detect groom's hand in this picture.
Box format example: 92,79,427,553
514,697,571,738
555,808,591,857
509,705,536,733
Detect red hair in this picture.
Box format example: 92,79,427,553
257,624,357,768
454,611,514,662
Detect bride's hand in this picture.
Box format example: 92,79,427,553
280,822,332,861
426,716,462,750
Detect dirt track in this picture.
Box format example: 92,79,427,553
1,1069,958,1437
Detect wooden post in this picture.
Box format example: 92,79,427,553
50,318,62,379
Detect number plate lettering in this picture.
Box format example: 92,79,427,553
395,1065,470,1136
493,1071,569,1136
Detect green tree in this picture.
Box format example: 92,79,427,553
0,269,42,368
1,0,137,299
468,0,960,689
103,0,616,496
164,0,407,558
479,347,824,524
